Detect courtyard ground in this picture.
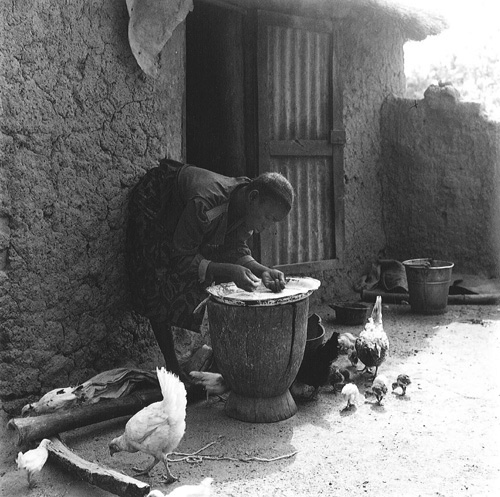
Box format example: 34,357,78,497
1,300,500,497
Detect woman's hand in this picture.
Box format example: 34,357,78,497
261,269,287,293
231,265,260,292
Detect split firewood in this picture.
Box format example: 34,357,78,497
8,388,162,446
46,437,150,497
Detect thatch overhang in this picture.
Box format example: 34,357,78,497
203,0,448,41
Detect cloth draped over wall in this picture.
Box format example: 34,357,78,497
126,0,194,77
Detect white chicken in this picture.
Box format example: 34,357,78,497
355,296,389,377
16,438,51,487
109,367,187,483
341,383,359,410
147,477,213,497
189,371,229,400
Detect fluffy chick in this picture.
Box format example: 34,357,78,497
189,371,229,400
347,349,358,367
147,477,213,497
289,380,316,401
392,374,411,395
328,366,350,393
341,383,359,410
338,332,356,354
371,375,389,404
16,438,50,487
109,368,186,483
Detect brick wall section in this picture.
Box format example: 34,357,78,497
0,0,185,413
380,86,500,277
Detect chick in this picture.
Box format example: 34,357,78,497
189,371,229,400
328,366,350,393
147,477,213,497
347,349,358,367
339,332,359,367
109,368,186,483
392,374,411,395
341,383,359,410
16,438,51,487
338,332,356,354
370,375,389,404
290,380,316,401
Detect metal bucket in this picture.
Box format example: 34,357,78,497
402,259,454,315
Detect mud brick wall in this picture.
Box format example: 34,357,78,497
0,0,186,413
318,17,406,301
380,85,500,277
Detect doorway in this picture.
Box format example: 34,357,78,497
185,2,344,270
185,1,254,179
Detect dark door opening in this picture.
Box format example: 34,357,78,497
186,1,251,178
185,3,344,270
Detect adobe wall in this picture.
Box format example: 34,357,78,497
0,5,410,412
0,1,185,412
316,17,406,303
380,85,500,277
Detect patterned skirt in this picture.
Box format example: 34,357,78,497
126,160,206,332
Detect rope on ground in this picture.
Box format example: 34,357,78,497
168,440,298,464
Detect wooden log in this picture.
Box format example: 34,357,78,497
361,289,500,305
46,436,150,497
8,388,162,446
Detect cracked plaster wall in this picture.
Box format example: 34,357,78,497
317,17,406,301
381,87,500,277
0,0,187,413
0,3,413,412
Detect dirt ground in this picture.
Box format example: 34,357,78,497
1,301,500,497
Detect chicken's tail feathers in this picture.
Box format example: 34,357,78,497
156,367,187,419
371,295,383,325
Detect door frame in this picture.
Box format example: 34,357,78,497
255,10,345,273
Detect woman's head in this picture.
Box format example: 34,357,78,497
244,172,294,233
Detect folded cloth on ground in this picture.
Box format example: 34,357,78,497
354,259,408,293
21,368,159,416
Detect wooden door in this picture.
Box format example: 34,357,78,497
256,11,345,272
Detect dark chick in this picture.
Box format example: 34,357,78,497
392,373,411,395
329,366,350,393
295,331,340,399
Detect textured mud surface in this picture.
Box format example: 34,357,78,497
2,303,500,496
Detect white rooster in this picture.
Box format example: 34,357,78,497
355,296,389,377
16,438,51,487
109,367,187,483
